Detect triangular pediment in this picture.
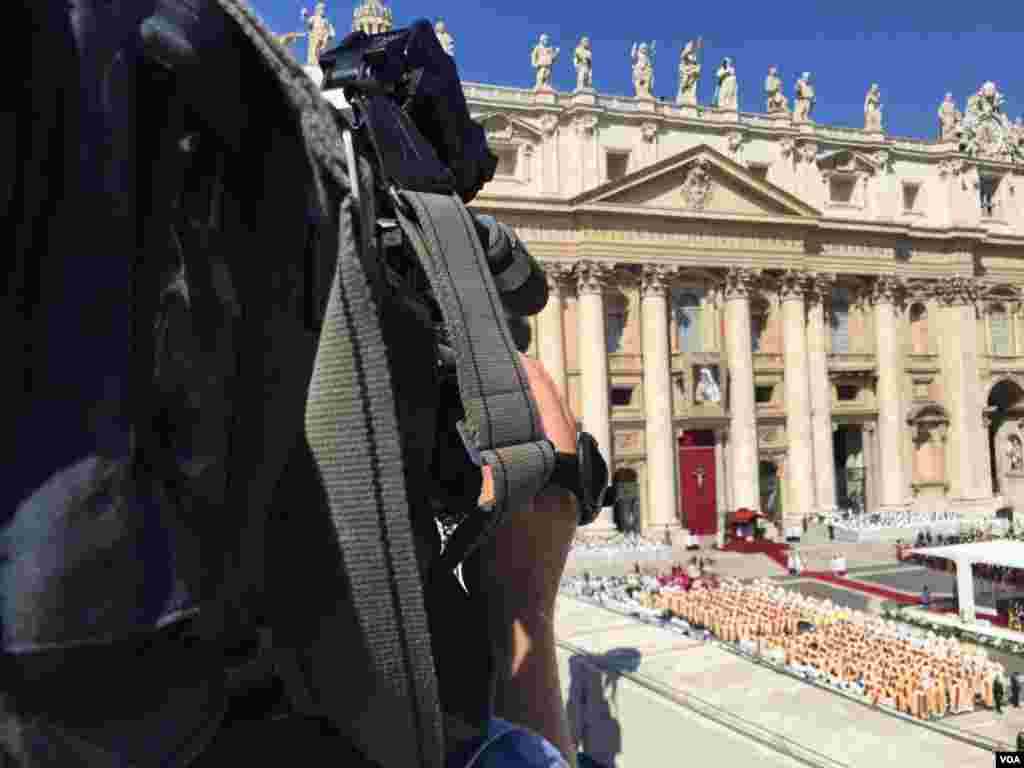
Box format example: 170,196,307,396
572,145,819,218
816,148,884,175
477,112,543,142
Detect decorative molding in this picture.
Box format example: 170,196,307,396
805,272,837,305
726,131,746,158
721,267,761,300
797,141,818,164
640,122,658,143
937,158,968,178
574,260,615,295
538,114,559,136
779,137,796,159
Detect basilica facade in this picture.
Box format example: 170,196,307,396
332,2,1024,543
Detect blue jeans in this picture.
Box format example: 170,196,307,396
448,718,599,768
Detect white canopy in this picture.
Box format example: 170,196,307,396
910,540,1024,570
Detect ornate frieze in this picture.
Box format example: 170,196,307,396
720,267,761,300
640,264,676,297
574,260,615,295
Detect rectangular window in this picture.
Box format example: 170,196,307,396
837,385,859,402
606,312,626,354
611,386,634,406
606,151,630,181
902,183,921,212
829,176,856,205
755,385,773,404
495,146,518,177
830,288,850,354
750,314,764,353
991,310,1011,356
979,176,1000,217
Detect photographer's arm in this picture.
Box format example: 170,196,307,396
473,355,579,768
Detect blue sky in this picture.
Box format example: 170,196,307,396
250,0,1023,140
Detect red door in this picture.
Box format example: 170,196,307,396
679,442,717,535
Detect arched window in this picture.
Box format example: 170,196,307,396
672,290,703,353
909,302,930,355
606,295,628,354
830,287,850,354
991,303,1011,357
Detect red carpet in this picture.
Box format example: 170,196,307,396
720,539,789,569
806,571,1009,627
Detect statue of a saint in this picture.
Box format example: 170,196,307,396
864,83,883,132
714,57,737,110
764,66,788,113
1008,435,1023,472
531,34,560,91
434,19,455,57
695,367,722,404
793,72,815,123
301,2,335,68
676,38,702,106
574,37,593,91
631,41,656,99
937,92,961,141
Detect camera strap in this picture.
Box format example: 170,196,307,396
390,190,558,571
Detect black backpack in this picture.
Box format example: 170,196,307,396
5,2,556,767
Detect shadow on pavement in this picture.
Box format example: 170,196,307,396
566,648,642,768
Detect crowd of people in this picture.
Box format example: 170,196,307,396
629,578,1009,719
827,508,959,531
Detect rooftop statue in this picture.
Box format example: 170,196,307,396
631,41,656,99
937,92,962,141
532,34,560,91
764,66,788,113
574,37,593,91
958,81,1022,162
793,71,815,123
434,19,455,57
714,57,737,110
301,2,335,67
676,38,702,106
864,84,883,132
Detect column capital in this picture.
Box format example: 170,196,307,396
640,264,677,298
574,260,615,295
867,275,907,307
541,261,575,292
936,275,982,307
804,272,837,305
777,269,812,303
720,267,761,300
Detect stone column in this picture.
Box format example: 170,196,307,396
537,262,572,400
641,265,681,536
806,274,837,515
715,426,728,546
862,422,877,513
576,260,615,529
938,277,989,506
722,267,761,513
779,270,816,532
870,277,909,510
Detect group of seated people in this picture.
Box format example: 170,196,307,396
636,578,1007,719
828,508,958,532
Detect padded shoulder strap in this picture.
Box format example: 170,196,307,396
392,191,555,571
